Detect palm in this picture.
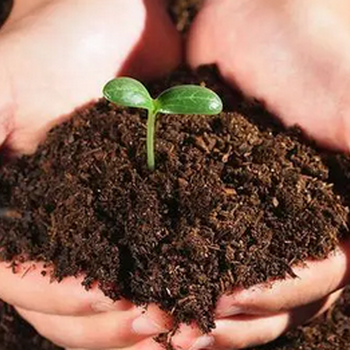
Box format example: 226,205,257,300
189,0,350,152
0,0,180,153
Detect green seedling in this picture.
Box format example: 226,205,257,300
103,77,223,170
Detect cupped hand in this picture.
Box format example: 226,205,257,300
4,261,172,350
0,0,181,154
0,0,181,348
183,0,350,348
189,0,350,153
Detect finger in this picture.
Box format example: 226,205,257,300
303,289,343,323
0,261,131,316
170,324,215,350
212,290,342,350
171,290,341,350
216,242,350,317
16,304,171,349
65,337,165,350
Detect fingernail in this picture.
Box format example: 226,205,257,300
189,335,215,350
91,300,117,312
132,314,167,335
216,306,244,318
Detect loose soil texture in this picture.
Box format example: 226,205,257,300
1,67,350,348
1,0,350,349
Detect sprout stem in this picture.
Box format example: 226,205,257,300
103,78,223,171
147,109,157,171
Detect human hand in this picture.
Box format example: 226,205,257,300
183,0,350,348
188,0,350,153
0,0,181,155
4,261,173,350
0,0,181,348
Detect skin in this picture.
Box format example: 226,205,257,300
0,0,179,349
1,0,350,349
186,0,350,348
0,0,180,154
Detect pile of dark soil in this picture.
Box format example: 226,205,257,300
1,66,350,332
1,66,350,349
1,1,350,350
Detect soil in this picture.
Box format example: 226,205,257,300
168,0,204,32
1,65,350,348
1,1,350,350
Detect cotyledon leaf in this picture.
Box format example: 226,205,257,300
155,85,223,115
103,77,154,111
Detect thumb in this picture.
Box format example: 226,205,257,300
215,240,350,318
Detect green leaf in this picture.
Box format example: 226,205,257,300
155,85,223,115
103,77,154,111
